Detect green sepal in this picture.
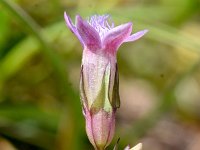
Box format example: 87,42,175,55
80,65,88,110
80,63,120,114
111,64,120,108
91,63,112,113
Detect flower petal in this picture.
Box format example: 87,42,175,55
76,15,101,50
64,12,84,45
124,29,148,42
102,23,132,52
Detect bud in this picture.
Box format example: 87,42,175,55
64,13,147,149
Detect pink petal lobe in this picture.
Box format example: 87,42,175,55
76,15,101,51
102,22,132,52
64,12,84,45
124,29,148,42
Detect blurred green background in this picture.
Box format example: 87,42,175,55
0,0,200,150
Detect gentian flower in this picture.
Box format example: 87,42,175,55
64,12,147,150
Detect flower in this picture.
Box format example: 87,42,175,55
64,12,147,150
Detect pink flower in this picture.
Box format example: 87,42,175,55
64,12,147,150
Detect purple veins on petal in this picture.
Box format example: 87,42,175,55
76,15,102,50
124,29,148,42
